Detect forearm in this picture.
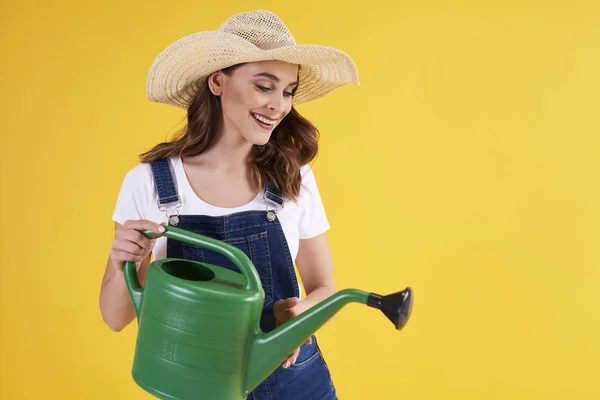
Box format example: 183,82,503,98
99,255,149,332
295,234,337,314
99,269,137,332
298,284,336,313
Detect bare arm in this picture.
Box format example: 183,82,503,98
99,220,164,332
99,252,150,331
294,232,337,311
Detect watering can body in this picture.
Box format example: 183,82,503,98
129,258,262,400
123,226,413,400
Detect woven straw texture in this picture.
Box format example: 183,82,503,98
146,10,359,109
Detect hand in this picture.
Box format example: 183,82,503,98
110,220,165,271
273,297,313,368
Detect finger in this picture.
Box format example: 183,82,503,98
282,355,294,368
113,237,144,256
110,249,143,269
273,299,301,327
305,337,313,345
111,248,143,261
286,297,300,309
123,220,166,236
283,349,301,368
121,229,153,251
274,297,299,314
273,299,286,314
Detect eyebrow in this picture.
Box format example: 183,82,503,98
253,72,298,87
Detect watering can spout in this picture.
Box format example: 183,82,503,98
243,287,413,395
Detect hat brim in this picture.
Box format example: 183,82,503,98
146,31,359,109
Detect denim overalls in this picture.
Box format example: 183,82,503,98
150,158,337,400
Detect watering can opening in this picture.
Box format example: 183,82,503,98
161,260,216,282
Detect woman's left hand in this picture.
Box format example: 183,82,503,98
273,297,312,368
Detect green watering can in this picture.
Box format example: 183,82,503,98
124,225,413,400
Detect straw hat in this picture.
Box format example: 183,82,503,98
146,10,359,109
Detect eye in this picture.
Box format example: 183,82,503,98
287,86,298,97
256,85,271,92
284,91,294,97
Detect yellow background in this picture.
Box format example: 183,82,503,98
1,0,599,398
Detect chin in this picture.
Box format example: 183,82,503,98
245,133,272,146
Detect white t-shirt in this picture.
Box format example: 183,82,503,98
111,157,330,265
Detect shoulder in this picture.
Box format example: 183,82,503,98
299,163,316,185
293,163,330,237
299,163,320,193
300,163,314,178
112,162,158,223
294,163,326,207
120,157,181,186
116,161,167,206
120,162,154,189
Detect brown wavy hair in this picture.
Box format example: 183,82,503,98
139,64,319,203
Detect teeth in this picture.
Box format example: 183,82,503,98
253,113,276,125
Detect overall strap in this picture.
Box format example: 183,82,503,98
149,158,181,223
264,181,284,207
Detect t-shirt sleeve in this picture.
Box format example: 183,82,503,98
297,165,331,239
111,163,154,225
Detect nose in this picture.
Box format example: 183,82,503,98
268,93,287,114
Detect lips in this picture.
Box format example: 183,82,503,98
251,112,278,130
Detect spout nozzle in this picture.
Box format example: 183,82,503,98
367,288,413,330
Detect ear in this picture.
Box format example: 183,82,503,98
207,71,224,96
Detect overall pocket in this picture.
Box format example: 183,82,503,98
275,339,336,400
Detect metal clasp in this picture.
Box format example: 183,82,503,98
264,198,281,222
157,199,181,226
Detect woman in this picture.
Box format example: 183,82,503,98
99,9,358,400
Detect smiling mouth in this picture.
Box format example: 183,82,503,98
252,113,277,129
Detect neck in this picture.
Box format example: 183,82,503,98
183,125,257,175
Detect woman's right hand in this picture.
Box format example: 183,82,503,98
110,220,166,271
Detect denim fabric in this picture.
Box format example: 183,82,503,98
248,335,337,400
150,159,338,400
150,158,180,206
264,180,284,206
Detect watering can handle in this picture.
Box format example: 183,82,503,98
123,225,263,317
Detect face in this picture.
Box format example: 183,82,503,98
208,60,299,146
